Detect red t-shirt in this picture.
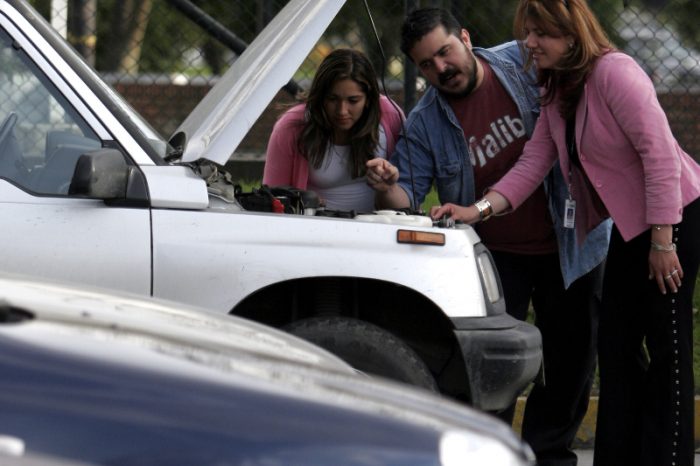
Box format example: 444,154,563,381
448,59,557,254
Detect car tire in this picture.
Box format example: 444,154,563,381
285,316,438,392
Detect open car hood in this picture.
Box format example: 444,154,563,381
172,0,345,165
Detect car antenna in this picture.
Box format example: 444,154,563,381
361,0,422,215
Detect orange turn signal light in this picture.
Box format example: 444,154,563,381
396,230,445,246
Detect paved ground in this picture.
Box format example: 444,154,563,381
575,450,592,465
574,450,700,465
514,396,700,465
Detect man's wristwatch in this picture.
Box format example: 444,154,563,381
474,198,494,221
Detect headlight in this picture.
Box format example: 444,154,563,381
0,434,25,456
476,248,501,305
440,430,531,466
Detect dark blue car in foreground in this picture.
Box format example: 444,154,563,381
0,275,533,465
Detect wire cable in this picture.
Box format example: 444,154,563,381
361,0,421,213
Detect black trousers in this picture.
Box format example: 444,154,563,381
492,250,602,466
594,198,700,466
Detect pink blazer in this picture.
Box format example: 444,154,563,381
262,95,405,189
493,52,700,241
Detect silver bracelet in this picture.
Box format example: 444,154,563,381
650,240,676,252
474,198,493,221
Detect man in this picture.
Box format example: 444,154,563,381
367,8,610,466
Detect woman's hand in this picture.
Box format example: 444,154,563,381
430,203,481,224
366,158,398,192
648,225,682,294
431,193,510,224
649,249,683,295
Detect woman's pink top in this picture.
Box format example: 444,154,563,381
263,95,404,189
493,52,700,241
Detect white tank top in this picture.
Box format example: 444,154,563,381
307,126,387,212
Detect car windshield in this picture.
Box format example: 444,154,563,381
0,25,171,194
66,69,172,160
97,84,171,158
7,0,172,161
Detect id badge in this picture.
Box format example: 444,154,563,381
564,199,576,229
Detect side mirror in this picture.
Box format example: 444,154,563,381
69,148,148,205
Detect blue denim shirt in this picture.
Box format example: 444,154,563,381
392,41,611,288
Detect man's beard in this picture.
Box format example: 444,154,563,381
438,49,478,97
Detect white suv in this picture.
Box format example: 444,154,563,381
0,0,541,411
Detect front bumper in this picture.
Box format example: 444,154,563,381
452,313,542,412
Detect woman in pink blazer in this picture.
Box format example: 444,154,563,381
432,1,700,465
263,49,404,212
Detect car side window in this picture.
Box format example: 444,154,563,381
0,28,101,195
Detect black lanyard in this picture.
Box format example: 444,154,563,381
565,117,582,170
563,117,579,227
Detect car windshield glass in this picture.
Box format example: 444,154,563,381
90,77,171,159
8,2,172,161
0,27,103,192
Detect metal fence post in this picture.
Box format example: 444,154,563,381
403,0,418,112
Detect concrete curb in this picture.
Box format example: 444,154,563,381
511,395,700,449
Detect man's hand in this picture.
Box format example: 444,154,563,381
366,158,399,192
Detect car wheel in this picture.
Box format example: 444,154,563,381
285,316,438,392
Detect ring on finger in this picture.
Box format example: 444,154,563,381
665,273,673,280
671,269,678,276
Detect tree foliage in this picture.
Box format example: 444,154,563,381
25,0,700,77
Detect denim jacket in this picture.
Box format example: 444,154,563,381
392,41,611,288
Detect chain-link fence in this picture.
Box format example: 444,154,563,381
26,0,700,163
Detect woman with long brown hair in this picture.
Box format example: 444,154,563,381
263,48,403,212
431,1,700,464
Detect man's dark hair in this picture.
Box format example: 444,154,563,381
400,7,462,57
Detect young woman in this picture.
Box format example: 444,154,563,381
431,1,700,465
263,48,404,212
